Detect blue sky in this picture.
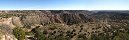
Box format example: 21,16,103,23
0,0,129,10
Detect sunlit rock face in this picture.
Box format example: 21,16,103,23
0,17,15,29
0,34,17,40
0,30,17,40
0,17,21,40
12,17,23,27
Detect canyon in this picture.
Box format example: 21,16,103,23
0,10,129,40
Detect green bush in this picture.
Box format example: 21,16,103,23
113,32,129,40
32,26,46,40
46,35,69,40
35,32,45,40
13,27,25,40
77,34,87,40
89,33,108,40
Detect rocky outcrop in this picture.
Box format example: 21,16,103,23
0,17,22,40
12,17,23,27
0,30,17,40
0,17,23,29
0,17,15,29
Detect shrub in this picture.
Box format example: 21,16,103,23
31,26,46,40
13,27,25,40
113,32,129,40
35,32,45,40
89,33,108,40
77,34,87,40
